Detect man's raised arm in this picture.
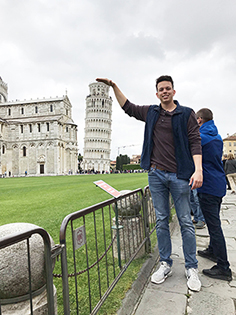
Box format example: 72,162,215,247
96,78,127,108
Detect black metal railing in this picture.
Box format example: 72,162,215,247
0,227,55,315
0,186,174,315
59,189,151,314
58,187,175,315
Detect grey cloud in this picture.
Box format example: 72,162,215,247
117,33,164,59
158,0,236,55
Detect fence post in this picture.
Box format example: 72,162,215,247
44,234,56,315
115,201,122,269
142,192,151,253
61,244,71,315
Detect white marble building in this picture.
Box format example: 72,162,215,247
83,82,112,173
0,77,78,176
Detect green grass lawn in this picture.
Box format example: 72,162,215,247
0,173,150,314
0,173,149,242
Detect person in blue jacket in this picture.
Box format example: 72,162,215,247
196,108,232,281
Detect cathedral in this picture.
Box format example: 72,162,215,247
0,76,78,176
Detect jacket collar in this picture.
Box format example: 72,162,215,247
154,100,182,114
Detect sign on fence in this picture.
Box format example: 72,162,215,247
73,225,86,250
94,180,121,198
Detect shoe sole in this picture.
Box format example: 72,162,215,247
187,281,201,292
202,270,232,281
151,270,172,284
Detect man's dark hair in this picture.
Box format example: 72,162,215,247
196,108,213,123
156,75,174,91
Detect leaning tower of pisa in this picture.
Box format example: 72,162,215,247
0,77,8,103
83,82,112,173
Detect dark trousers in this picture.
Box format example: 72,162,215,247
198,193,230,270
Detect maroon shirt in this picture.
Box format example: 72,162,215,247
123,100,202,173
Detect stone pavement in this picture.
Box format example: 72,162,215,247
118,190,236,315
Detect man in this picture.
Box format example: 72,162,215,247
222,154,231,190
96,76,203,291
225,153,236,195
196,108,232,281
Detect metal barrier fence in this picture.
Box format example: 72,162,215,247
0,227,55,315
0,186,173,315
58,187,167,315
59,188,146,314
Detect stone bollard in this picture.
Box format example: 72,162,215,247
0,223,57,315
112,190,145,260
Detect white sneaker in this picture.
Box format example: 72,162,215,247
185,268,201,291
151,262,172,284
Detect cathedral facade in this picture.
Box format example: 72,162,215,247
0,77,78,176
83,82,112,173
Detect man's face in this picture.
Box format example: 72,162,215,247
156,81,176,104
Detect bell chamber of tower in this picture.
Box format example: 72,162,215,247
83,82,113,173
0,77,8,103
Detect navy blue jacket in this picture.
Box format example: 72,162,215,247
140,101,195,180
197,120,226,197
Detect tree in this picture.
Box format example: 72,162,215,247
116,154,130,171
78,154,83,171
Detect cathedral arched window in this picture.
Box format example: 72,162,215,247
21,108,24,115
46,123,50,131
38,123,40,132
35,106,38,113
29,124,32,133
8,108,11,115
50,105,53,112
2,145,5,154
23,146,26,157
20,125,23,133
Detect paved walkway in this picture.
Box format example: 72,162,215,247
119,190,236,315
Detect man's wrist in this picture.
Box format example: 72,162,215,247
110,81,115,88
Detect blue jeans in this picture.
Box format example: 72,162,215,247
148,168,198,269
197,193,230,270
190,189,205,222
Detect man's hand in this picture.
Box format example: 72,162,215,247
189,169,203,190
96,78,114,87
96,78,127,107
190,154,203,190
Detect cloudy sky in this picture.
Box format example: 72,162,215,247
1,0,236,160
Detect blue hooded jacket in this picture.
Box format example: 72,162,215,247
197,120,226,197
